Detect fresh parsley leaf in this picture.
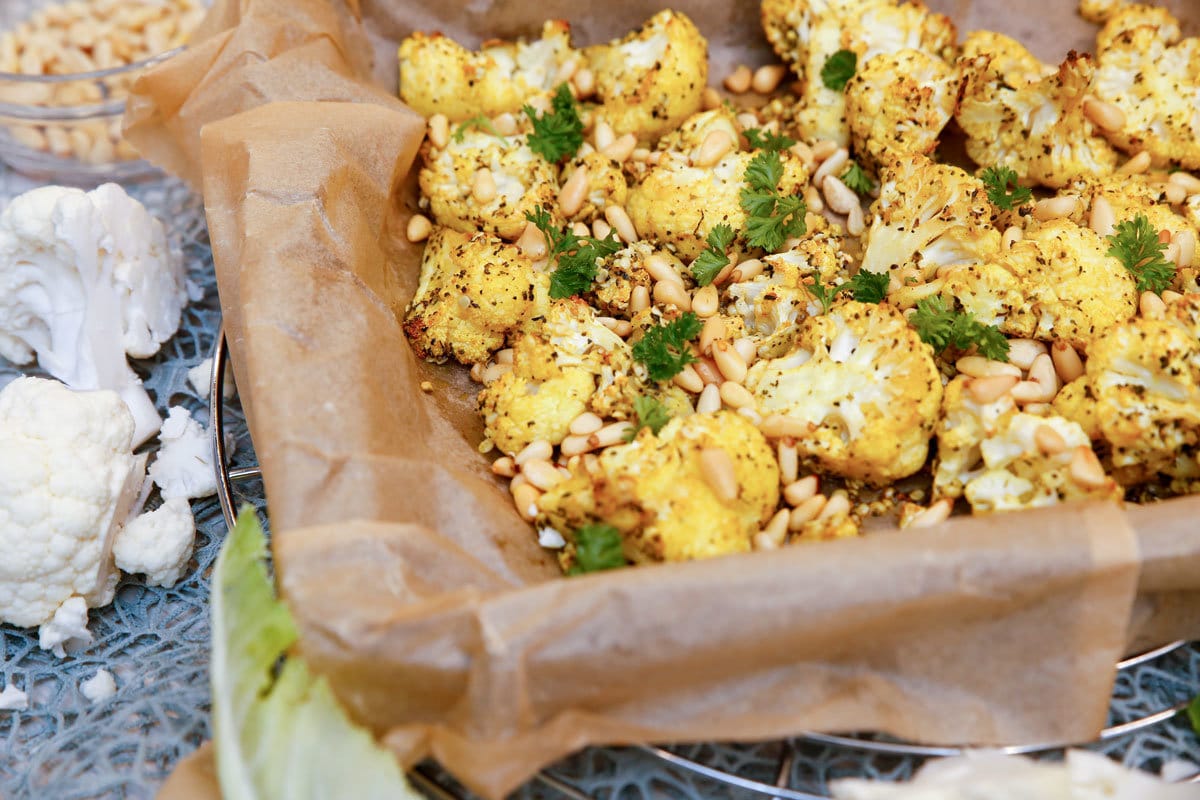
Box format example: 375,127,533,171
692,223,736,286
809,282,838,314
567,523,626,574
840,161,874,196
821,49,857,91
1106,213,1176,294
522,84,583,163
980,165,1033,211
911,296,1010,361
740,151,807,252
623,396,673,441
844,270,889,303
526,206,623,299
451,114,506,144
632,312,703,382
1187,692,1200,737
743,127,796,152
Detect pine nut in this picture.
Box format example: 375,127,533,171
692,284,720,317
522,458,565,491
719,380,755,409
1082,95,1126,132
1050,341,1084,383
572,68,595,98
818,491,851,519
752,64,788,94
790,141,815,170
699,316,726,354
1007,339,1047,370
694,357,723,385
789,495,827,528
645,253,684,285
1140,290,1166,319
590,421,636,448
966,375,1019,404
778,442,799,484
512,483,541,522
956,356,1021,379
554,58,579,86
760,414,815,438
672,364,704,393
1089,195,1115,238
699,448,739,502
630,284,651,314
592,120,615,151
702,86,723,110
724,64,752,94
813,148,849,185
654,279,692,311
493,112,518,136
491,456,517,477
560,434,593,456
1027,353,1060,396
822,175,859,215
1032,195,1079,221
1118,151,1151,175
569,222,590,237
605,205,639,244
601,133,637,162
811,139,838,162
783,476,819,506
470,363,485,382
559,165,590,216
1168,171,1200,195
1002,226,1023,250
693,129,735,168
1069,446,1109,489
481,363,512,383
753,531,780,551
1035,424,1067,455
515,439,553,466
733,338,757,367
428,114,449,148
406,213,432,243
906,498,953,528
803,184,824,213
696,383,722,413
762,508,791,543
569,412,604,436
713,340,748,383
1164,183,1187,205
1173,230,1196,267
736,112,760,130
472,168,497,203
516,221,548,258
593,219,612,239
494,348,514,365
731,258,764,282
846,205,865,237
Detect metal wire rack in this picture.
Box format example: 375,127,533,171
209,330,1200,799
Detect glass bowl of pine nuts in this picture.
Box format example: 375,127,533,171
0,0,207,184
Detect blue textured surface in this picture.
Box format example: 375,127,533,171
0,170,1197,799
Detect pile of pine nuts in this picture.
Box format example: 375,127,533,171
0,0,206,165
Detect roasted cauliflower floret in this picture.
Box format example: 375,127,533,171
1092,5,1200,168
935,379,1121,511
959,30,1046,88
844,49,958,172
745,301,942,485
859,155,1000,283
404,228,548,365
420,128,560,240
956,50,1120,188
537,411,780,563
946,219,1137,349
560,152,629,224
585,10,707,143
1070,174,1198,245
399,21,576,121
626,146,809,260
589,242,657,318
1079,0,1127,25
1072,293,1200,488
760,0,956,146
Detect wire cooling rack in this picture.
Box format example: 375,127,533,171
210,330,1200,798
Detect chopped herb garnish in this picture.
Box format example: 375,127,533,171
623,395,673,441
522,84,583,163
691,223,736,286
743,127,796,152
911,296,1010,361
632,312,703,382
821,49,857,91
808,270,891,313
840,161,874,196
567,523,626,574
980,165,1033,211
526,206,623,299
451,114,506,144
1106,213,1176,294
740,150,807,253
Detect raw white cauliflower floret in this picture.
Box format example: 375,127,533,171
38,595,93,658
147,406,217,500
956,49,1120,188
398,20,576,121
584,10,707,143
419,128,560,241
403,227,549,365
112,498,195,588
0,378,146,633
760,0,956,146
859,155,1000,292
745,300,943,485
1092,4,1200,168
0,184,190,447
933,377,1121,512
537,411,779,564
844,48,958,172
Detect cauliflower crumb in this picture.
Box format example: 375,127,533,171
0,683,28,711
148,407,217,501
537,526,567,549
80,669,117,704
38,595,93,658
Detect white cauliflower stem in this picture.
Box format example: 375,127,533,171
0,184,188,447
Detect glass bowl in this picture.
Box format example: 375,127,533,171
0,0,205,185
